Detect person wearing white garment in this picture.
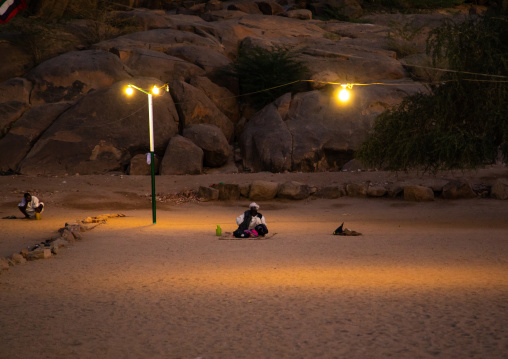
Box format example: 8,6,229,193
233,202,269,238
236,202,266,230
18,193,44,219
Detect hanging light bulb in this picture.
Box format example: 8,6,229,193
337,84,351,102
152,86,160,95
125,86,134,96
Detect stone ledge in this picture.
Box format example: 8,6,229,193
0,214,125,275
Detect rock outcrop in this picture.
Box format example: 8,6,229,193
0,5,488,176
26,50,131,105
160,135,203,175
18,78,179,175
183,124,231,167
0,103,73,173
170,80,234,141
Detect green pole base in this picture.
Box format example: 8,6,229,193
150,151,156,224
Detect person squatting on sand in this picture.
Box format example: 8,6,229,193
18,193,44,219
234,202,268,238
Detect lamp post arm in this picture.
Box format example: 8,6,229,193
128,84,151,95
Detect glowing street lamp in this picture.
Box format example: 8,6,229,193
125,84,161,224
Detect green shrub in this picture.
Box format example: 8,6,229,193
222,46,310,110
356,13,508,172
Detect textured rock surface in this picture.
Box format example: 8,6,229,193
26,50,131,105
0,103,72,173
0,7,484,176
170,80,234,141
18,78,178,175
249,180,279,200
121,48,206,83
277,181,310,200
491,179,508,200
183,124,230,167
404,185,434,202
442,180,476,199
160,135,203,175
128,153,161,175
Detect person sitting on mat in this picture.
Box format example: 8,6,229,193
234,202,268,238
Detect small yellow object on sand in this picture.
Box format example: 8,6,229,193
35,213,41,220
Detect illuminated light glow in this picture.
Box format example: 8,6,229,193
152,86,160,95
125,86,134,96
338,88,350,102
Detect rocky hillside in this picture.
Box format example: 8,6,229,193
0,1,478,176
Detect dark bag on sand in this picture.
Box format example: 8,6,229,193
333,222,344,235
233,229,251,238
333,222,362,236
254,224,268,236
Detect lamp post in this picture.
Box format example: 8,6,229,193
125,84,160,224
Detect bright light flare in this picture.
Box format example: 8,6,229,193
152,86,160,95
336,84,352,102
125,86,134,96
338,88,350,102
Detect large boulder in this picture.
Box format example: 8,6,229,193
346,183,367,197
128,153,161,175
301,43,403,85
197,14,326,57
367,184,387,197
0,103,72,173
0,102,29,137
249,180,279,200
404,185,434,202
166,45,231,74
362,13,456,55
491,179,508,200
170,80,234,141
0,39,33,82
110,9,172,30
201,9,246,22
189,76,241,122
277,181,310,200
0,77,32,104
442,180,476,199
241,82,426,173
93,28,223,54
183,124,230,167
320,21,392,50
216,183,241,200
315,186,343,198
227,2,262,14
256,1,284,15
198,186,220,200
285,9,313,20
311,0,362,19
18,78,179,175
160,135,203,175
120,48,206,83
26,50,131,105
240,95,292,172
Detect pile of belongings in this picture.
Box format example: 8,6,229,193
333,222,362,236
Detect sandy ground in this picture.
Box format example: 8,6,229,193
1,168,508,358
